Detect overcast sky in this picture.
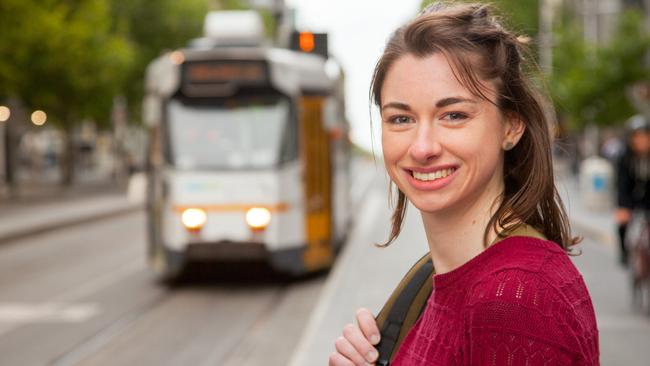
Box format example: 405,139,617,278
286,0,421,152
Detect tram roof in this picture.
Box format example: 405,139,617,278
146,46,342,98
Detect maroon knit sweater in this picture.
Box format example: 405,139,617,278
391,236,599,366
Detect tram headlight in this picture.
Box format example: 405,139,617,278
181,208,207,231
246,207,271,231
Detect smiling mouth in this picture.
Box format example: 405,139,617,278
411,168,456,182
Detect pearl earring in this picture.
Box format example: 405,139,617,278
504,141,514,151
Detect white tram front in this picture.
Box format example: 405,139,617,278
143,11,351,280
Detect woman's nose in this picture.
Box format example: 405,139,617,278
408,123,442,163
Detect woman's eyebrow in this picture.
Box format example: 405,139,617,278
381,102,411,111
381,97,477,111
435,97,476,108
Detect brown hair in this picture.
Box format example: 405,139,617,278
371,1,579,250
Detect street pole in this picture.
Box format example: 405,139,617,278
539,0,556,74
4,98,24,196
583,0,599,43
0,118,6,198
111,95,128,185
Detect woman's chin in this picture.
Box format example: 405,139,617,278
408,197,451,214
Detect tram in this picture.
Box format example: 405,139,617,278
142,11,351,280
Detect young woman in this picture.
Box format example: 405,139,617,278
329,2,599,365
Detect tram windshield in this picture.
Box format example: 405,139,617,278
167,96,294,170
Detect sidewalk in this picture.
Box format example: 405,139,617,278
0,179,143,244
556,172,617,249
289,164,618,366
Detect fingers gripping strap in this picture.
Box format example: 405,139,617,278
376,256,434,365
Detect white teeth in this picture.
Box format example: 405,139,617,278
412,168,455,181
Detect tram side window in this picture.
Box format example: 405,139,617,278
279,104,299,164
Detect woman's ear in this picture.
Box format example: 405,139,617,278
502,112,525,150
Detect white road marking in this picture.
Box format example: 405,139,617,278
0,258,142,337
288,189,383,366
0,302,99,323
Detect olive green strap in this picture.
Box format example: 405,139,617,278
375,253,434,365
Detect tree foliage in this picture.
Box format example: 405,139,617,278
550,10,650,130
0,0,215,185
0,0,133,128
419,0,539,37
0,0,215,127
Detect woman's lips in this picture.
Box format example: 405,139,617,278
404,166,459,191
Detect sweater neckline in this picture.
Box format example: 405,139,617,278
432,236,542,289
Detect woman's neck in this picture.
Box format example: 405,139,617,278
421,186,503,275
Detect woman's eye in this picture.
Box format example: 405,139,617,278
441,112,468,123
388,115,412,124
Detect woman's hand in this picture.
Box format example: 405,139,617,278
329,308,381,366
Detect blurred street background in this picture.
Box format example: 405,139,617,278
1,0,649,365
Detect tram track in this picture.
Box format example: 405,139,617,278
50,288,170,366
204,285,288,366
33,252,323,366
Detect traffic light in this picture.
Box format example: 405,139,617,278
290,31,328,58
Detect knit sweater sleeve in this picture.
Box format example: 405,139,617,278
463,265,599,366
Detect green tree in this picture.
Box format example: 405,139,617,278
0,0,134,185
550,10,650,130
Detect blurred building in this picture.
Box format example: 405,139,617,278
539,0,641,71
565,0,650,44
577,0,621,43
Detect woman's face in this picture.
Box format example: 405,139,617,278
380,53,522,215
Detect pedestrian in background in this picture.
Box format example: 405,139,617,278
615,114,650,266
329,2,599,365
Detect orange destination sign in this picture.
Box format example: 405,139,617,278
185,61,267,84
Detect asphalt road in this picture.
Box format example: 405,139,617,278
0,211,325,366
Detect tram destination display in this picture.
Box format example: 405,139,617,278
182,60,270,96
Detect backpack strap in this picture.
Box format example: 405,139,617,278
374,253,434,366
